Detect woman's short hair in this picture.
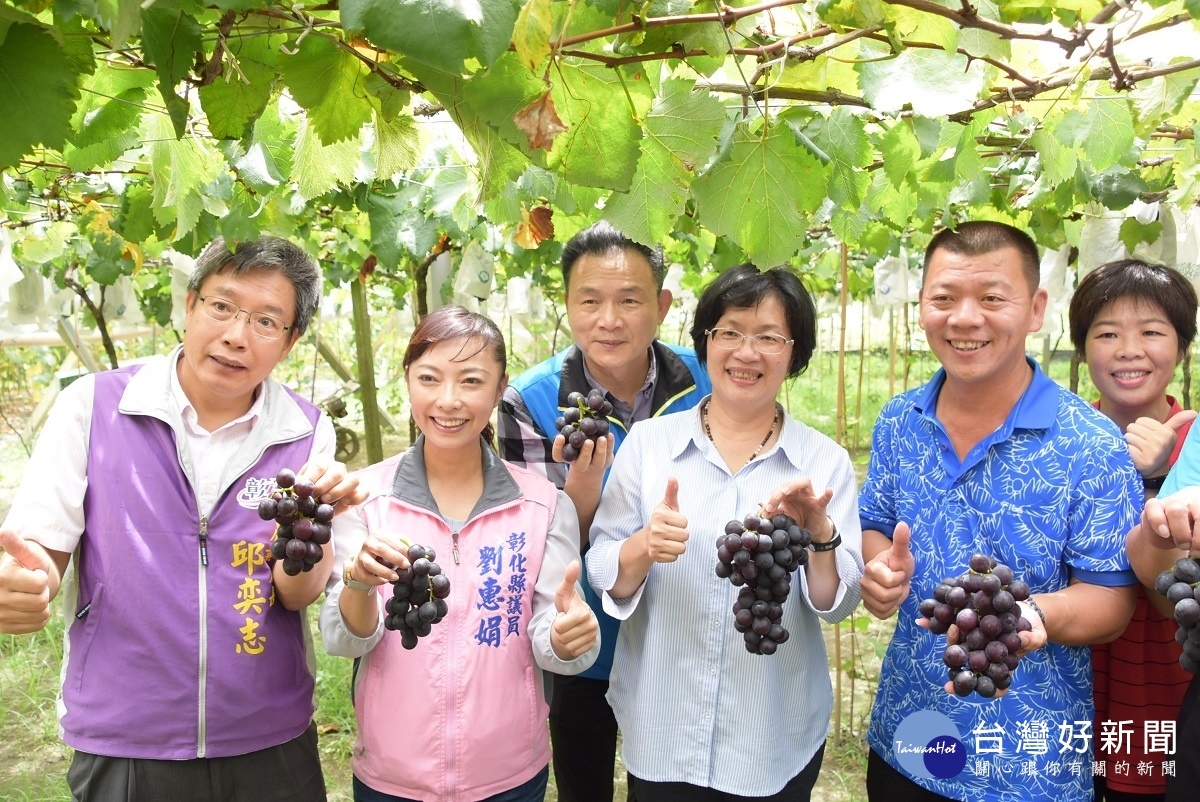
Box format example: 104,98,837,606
1068,259,1198,356
689,263,817,378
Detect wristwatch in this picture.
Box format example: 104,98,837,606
809,520,842,553
342,561,375,593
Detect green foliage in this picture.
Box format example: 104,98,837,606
0,22,80,169
0,0,1199,320
341,0,521,74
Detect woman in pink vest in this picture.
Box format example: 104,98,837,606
1069,259,1198,802
320,305,600,802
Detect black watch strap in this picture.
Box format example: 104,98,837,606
809,522,841,553
1144,474,1167,491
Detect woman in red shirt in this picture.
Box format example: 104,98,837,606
1070,259,1198,802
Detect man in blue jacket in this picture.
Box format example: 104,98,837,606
498,221,710,802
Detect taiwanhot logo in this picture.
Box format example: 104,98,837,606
236,477,279,510
893,710,968,780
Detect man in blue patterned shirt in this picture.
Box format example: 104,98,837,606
859,221,1141,802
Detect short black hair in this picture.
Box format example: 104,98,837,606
689,263,817,379
561,221,665,290
924,221,1040,294
1068,259,1198,356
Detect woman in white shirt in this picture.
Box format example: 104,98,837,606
586,263,864,801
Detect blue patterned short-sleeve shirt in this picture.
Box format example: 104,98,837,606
860,360,1140,802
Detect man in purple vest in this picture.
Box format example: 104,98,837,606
0,236,365,801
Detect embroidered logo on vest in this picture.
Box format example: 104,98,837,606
237,476,278,509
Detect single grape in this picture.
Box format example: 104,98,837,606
276,468,295,489
257,498,278,521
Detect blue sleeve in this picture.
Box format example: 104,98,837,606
1161,422,1200,498
1064,425,1141,587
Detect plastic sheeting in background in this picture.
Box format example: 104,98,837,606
453,241,494,301
100,276,145,326
425,250,454,312
0,230,23,312
167,250,196,331
1077,205,1131,276
873,249,919,307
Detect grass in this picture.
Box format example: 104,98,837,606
0,603,882,801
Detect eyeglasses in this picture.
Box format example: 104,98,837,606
197,296,293,340
706,327,793,355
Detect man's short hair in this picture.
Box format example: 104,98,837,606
189,237,322,337
924,221,1040,293
561,222,665,291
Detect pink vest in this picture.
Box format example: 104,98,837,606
350,446,556,801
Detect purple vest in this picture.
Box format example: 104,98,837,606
61,364,321,759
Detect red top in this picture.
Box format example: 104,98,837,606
1091,395,1193,793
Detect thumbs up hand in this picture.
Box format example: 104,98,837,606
645,477,689,563
0,530,58,635
551,560,599,660
1127,410,1197,482
861,522,915,620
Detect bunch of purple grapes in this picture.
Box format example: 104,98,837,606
1153,557,1200,673
383,541,451,650
555,389,613,462
715,512,812,656
260,468,334,576
919,553,1032,698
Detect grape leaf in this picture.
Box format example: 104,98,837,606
806,107,871,210
1031,127,1077,187
1118,217,1163,253
0,23,81,169
235,141,284,194
374,110,425,179
363,191,407,267
603,80,725,244
250,101,296,183
547,61,650,191
957,0,1011,62
857,44,987,118
1131,68,1199,133
199,31,280,140
65,67,153,171
880,121,920,189
282,35,372,146
692,126,825,268
341,0,520,74
513,0,552,73
116,181,159,244
141,7,202,137
147,114,227,239
290,117,361,201
1089,166,1148,210
1065,94,1135,173
95,0,141,48
413,58,532,202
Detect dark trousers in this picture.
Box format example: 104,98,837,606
1096,776,1164,802
549,673,632,802
628,742,824,802
866,749,960,802
67,721,326,802
353,765,549,802
1166,675,1200,802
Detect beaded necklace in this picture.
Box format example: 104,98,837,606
701,399,779,463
